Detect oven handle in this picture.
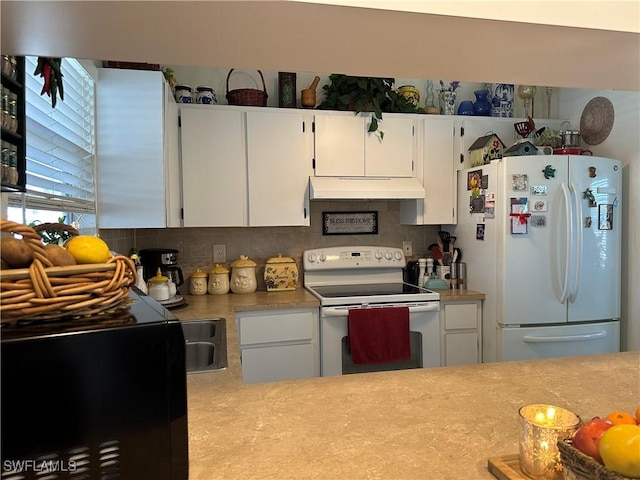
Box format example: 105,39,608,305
322,303,440,316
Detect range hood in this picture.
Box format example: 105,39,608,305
309,176,425,200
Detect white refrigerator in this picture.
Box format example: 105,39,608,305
453,155,621,362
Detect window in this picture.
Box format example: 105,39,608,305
7,56,96,233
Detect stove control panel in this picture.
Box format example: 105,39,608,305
304,246,406,270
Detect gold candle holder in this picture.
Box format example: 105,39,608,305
518,404,580,479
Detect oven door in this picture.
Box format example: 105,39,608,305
320,302,440,377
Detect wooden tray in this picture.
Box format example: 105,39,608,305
488,454,530,480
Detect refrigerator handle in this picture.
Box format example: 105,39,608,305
569,182,582,303
559,182,572,303
522,331,607,343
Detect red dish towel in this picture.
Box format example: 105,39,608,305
348,306,411,365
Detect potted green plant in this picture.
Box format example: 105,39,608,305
317,74,424,138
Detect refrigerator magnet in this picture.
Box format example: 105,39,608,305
468,170,482,194
598,204,613,230
530,185,547,196
512,174,528,191
583,188,597,207
585,216,592,228
469,195,485,213
510,197,530,234
542,165,556,179
476,224,485,240
533,200,547,212
530,215,546,227
485,199,496,219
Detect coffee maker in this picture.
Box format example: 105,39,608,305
140,248,185,289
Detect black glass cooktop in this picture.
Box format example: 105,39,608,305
309,282,429,298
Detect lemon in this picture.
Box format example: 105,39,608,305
599,424,640,477
65,235,112,264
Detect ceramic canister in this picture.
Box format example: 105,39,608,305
189,268,208,295
196,86,217,105
208,264,230,295
264,254,298,291
230,255,257,294
174,85,193,104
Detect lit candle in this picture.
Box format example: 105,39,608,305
518,404,580,479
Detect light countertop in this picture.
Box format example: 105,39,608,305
168,290,639,479
185,351,639,479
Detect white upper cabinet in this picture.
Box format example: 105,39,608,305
313,111,416,177
313,114,364,176
180,107,246,227
400,116,457,225
96,68,181,228
179,106,311,228
401,116,570,226
246,110,310,227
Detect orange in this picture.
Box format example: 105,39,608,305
636,404,640,423
605,410,638,426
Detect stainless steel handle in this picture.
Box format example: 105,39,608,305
522,331,607,343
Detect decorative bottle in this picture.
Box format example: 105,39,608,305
417,258,426,288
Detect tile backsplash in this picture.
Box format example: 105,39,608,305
100,200,440,290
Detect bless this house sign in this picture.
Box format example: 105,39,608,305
323,211,378,235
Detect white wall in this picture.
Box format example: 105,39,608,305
558,89,640,351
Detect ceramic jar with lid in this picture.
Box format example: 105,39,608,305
195,86,217,105
189,268,208,296
174,85,193,104
208,264,230,295
148,268,170,301
264,254,298,291
230,255,257,294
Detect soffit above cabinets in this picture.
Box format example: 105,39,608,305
1,1,638,91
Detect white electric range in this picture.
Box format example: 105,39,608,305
303,246,440,376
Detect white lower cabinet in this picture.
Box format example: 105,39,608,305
440,300,482,366
237,308,319,384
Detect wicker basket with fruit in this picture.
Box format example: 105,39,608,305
0,219,136,323
559,407,640,480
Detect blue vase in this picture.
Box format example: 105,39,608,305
473,89,491,116
457,100,474,116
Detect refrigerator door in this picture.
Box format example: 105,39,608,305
567,156,622,322
497,321,620,361
498,155,569,326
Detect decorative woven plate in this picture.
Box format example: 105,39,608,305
580,96,614,145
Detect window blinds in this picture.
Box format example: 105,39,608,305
8,57,95,213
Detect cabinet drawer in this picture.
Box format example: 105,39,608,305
443,303,478,330
241,344,316,383
239,310,315,345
